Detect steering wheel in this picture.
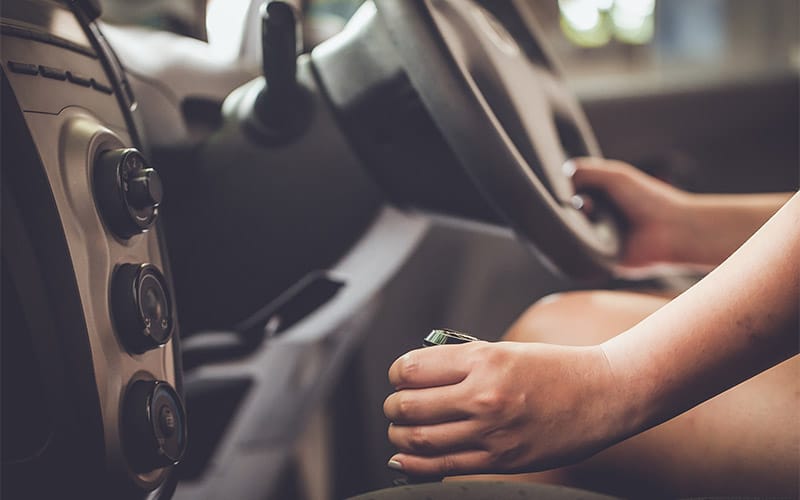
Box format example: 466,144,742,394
370,0,621,278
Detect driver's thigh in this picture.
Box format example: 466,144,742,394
497,290,800,497
504,289,669,345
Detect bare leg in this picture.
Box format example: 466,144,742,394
462,290,799,498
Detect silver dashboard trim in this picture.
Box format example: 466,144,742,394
23,107,176,488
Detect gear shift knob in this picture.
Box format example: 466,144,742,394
423,328,480,347
390,329,481,487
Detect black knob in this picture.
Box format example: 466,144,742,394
94,148,161,239
111,264,173,353
122,380,187,473
127,168,163,210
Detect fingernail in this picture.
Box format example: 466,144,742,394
562,159,577,177
387,458,403,471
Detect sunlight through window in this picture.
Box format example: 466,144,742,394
559,0,656,47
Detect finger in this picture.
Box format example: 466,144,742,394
384,385,472,424
387,450,493,477
388,420,482,456
569,157,625,192
569,193,595,216
388,344,474,389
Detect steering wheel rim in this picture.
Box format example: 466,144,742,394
373,0,622,279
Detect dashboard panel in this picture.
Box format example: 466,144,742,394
1,0,184,497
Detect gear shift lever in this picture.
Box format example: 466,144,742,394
390,329,481,486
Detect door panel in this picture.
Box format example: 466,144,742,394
582,73,799,194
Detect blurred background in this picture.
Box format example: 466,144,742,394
100,0,800,100
295,0,800,100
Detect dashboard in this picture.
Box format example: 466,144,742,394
2,0,184,496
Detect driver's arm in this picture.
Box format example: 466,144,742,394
601,190,799,439
569,157,793,269
383,192,799,476
672,191,794,266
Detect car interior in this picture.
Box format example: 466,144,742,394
1,0,797,498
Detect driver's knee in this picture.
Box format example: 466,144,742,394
503,291,597,344
503,290,668,346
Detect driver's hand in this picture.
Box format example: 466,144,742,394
383,341,625,476
568,157,690,269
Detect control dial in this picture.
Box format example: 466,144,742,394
111,264,173,353
122,379,187,473
94,148,162,238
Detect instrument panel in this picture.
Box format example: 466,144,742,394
1,1,185,497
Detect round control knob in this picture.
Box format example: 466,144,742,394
94,148,162,239
127,168,164,210
122,380,187,473
111,264,173,353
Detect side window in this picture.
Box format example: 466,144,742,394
100,0,209,39
530,0,799,98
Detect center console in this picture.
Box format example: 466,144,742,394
1,1,185,497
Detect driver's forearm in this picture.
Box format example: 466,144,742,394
673,192,793,266
602,192,799,441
